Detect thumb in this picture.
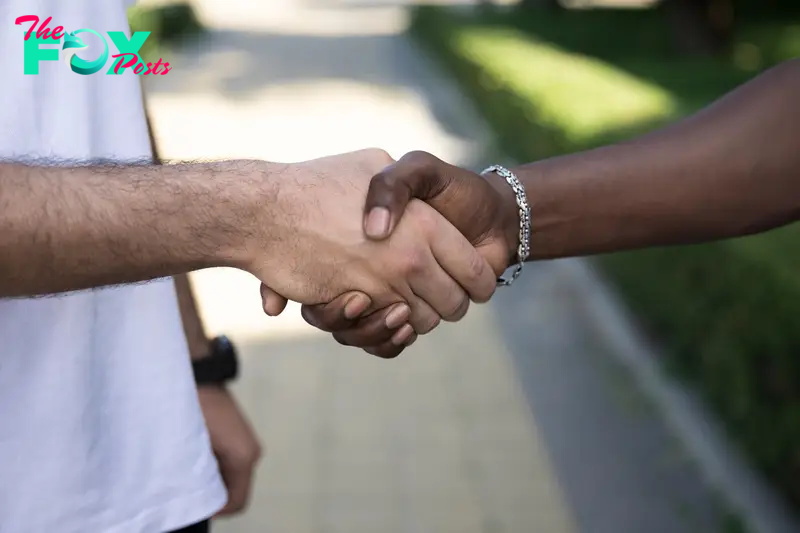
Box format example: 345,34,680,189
260,283,289,316
363,151,452,240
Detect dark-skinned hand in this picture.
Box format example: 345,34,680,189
297,151,519,358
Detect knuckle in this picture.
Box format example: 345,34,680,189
365,147,394,166
370,170,392,189
333,331,355,347
403,247,430,277
301,306,328,331
444,297,470,322
375,346,403,359
405,201,438,237
469,260,497,304
411,199,436,221
403,150,435,169
466,253,488,286
364,339,407,358
406,333,418,347
479,284,497,304
416,314,441,335
440,299,462,322
300,306,317,322
334,329,390,349
363,346,380,357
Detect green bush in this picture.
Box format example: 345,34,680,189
127,2,203,60
411,4,800,507
601,237,800,503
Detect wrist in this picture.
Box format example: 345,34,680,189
188,335,212,361
206,160,285,271
483,169,521,267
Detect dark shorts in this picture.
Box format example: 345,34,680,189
168,519,209,533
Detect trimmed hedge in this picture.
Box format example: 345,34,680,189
410,5,800,507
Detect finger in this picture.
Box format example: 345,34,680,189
363,328,418,359
425,206,498,304
405,292,443,334
216,461,255,516
260,283,289,316
405,331,418,347
364,151,451,240
364,344,404,358
391,323,415,346
403,238,471,322
407,268,470,324
300,291,373,332
364,345,402,358
331,303,410,347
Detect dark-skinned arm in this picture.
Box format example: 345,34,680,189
301,58,800,357
366,58,800,261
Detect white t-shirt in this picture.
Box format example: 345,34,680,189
0,2,227,532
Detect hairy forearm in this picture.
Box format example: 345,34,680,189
508,59,800,260
0,159,281,297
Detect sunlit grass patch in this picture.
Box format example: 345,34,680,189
455,26,678,144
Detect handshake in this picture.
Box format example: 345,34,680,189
244,148,523,359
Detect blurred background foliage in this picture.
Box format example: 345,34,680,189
412,0,800,510
127,1,202,60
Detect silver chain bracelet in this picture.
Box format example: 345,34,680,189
480,165,531,286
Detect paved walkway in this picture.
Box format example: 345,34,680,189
143,1,738,532
145,2,575,532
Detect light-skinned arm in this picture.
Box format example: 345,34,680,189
0,150,498,350
0,159,271,296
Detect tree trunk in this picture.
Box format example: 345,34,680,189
664,0,734,57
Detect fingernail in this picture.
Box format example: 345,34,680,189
344,293,370,319
405,333,418,347
384,305,410,329
391,324,414,346
365,207,390,238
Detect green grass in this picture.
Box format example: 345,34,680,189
127,2,203,61
411,4,800,509
458,27,678,142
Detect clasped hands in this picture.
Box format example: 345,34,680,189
243,148,519,358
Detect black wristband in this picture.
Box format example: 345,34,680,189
192,335,238,385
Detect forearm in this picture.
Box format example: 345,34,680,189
507,59,800,260
0,159,282,297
